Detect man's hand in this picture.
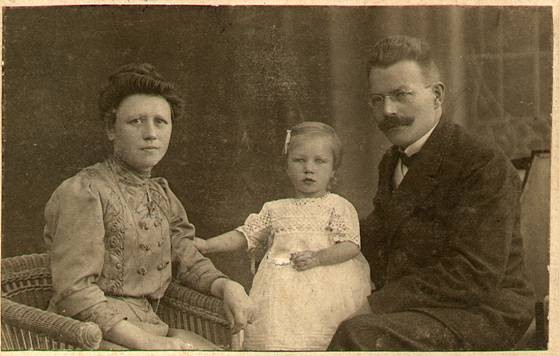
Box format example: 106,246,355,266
212,279,254,334
290,250,321,271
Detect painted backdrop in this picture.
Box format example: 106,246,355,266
2,6,552,287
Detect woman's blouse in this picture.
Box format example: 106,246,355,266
44,156,227,333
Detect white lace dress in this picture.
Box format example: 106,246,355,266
236,193,372,350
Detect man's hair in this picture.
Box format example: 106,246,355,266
286,121,343,170
99,63,184,127
367,35,440,82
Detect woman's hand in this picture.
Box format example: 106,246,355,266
290,250,321,271
104,320,195,350
212,279,254,334
193,237,208,254
223,280,254,334
148,336,194,350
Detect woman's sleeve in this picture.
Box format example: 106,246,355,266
235,202,272,253
44,174,126,334
164,182,228,294
328,198,361,247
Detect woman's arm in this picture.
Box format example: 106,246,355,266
163,183,253,334
290,241,360,271
44,174,129,335
194,230,247,254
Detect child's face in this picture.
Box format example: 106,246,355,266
287,135,335,198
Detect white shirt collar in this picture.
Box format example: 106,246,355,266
402,119,440,157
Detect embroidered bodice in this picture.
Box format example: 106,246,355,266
44,156,226,332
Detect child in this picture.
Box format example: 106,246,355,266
194,122,372,350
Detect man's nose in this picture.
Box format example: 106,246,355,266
383,96,398,116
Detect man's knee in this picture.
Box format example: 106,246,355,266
329,313,382,350
329,311,462,351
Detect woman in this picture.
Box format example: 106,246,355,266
44,63,252,350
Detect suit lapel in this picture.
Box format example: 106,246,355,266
376,117,455,246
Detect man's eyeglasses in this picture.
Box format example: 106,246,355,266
368,84,433,109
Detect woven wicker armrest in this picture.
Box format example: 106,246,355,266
163,281,227,320
1,254,241,350
1,297,102,350
157,281,243,349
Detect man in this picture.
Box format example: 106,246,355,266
328,36,534,350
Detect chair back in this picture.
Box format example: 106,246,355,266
518,151,550,349
1,253,53,309
520,151,550,301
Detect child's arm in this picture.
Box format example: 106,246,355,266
290,241,359,271
194,230,248,254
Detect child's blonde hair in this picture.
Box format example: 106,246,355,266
284,121,343,170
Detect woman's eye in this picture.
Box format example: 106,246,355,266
129,118,143,125
155,118,169,125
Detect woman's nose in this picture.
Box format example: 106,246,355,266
142,121,157,140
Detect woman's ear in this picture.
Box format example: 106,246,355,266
432,82,445,108
104,110,116,141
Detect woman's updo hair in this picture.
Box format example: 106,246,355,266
284,121,343,170
99,63,185,127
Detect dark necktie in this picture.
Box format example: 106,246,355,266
398,150,419,167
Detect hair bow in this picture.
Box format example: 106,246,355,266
283,129,292,155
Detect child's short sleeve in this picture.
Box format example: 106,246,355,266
328,198,361,247
235,202,272,253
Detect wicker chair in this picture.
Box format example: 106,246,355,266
1,253,240,350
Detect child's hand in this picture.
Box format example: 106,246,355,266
290,250,320,271
193,237,208,254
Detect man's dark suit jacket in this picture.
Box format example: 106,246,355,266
361,116,534,348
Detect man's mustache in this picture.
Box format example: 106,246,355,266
378,116,414,131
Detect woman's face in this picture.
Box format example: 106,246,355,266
107,94,172,172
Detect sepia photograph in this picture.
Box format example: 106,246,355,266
1,1,554,353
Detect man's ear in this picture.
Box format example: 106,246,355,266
432,81,445,108
106,127,115,141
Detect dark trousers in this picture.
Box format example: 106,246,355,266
328,311,464,351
